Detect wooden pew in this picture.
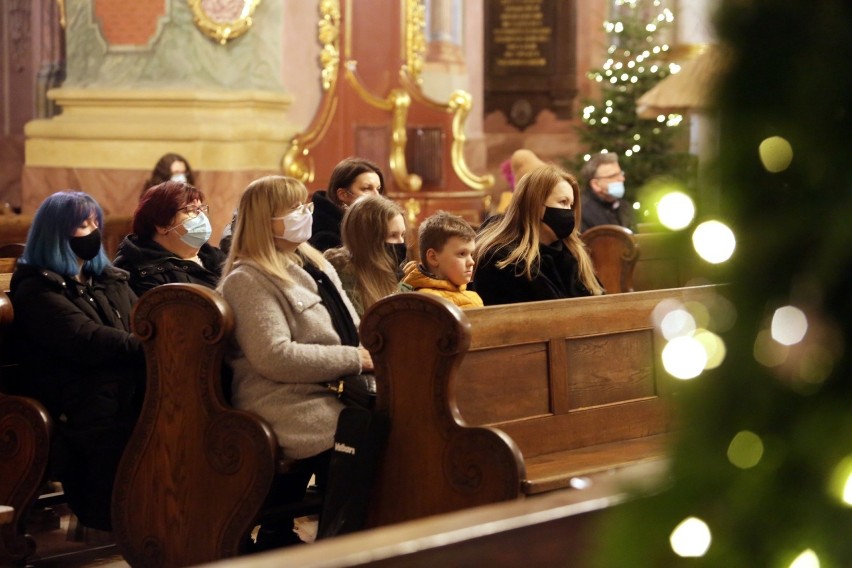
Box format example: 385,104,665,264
198,460,666,568
360,286,720,526
112,283,282,568
0,291,54,565
581,224,639,293
633,231,698,291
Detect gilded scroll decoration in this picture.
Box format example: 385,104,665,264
318,0,341,91
187,0,262,45
405,0,427,85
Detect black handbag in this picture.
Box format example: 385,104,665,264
328,374,376,409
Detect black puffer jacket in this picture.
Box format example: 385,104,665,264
113,234,226,296
9,263,145,530
472,240,593,306
309,190,344,252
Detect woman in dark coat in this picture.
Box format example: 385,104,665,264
473,165,604,305
10,191,145,531
309,157,384,252
114,181,225,296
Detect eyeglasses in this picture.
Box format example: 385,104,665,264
179,204,209,218
594,170,626,180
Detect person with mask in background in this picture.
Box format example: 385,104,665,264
579,152,636,232
309,157,385,252
114,181,226,296
324,195,406,317
142,152,196,196
473,165,604,305
9,191,145,531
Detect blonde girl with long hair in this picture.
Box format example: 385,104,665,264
324,195,406,316
218,176,373,546
473,164,604,305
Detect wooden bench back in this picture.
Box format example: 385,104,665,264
360,294,525,528
581,224,639,293
0,291,53,565
112,283,278,568
0,215,132,260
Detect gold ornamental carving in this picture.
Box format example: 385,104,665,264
318,0,341,92
187,0,262,45
405,0,427,85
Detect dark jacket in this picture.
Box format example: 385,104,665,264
113,234,226,296
309,190,344,252
472,240,593,306
9,263,145,530
580,189,636,232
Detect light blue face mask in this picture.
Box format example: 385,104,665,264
607,181,626,199
175,212,212,248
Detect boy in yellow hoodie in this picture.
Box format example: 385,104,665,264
399,211,483,309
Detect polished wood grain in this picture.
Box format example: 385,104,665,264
198,460,667,568
581,224,639,293
112,284,278,568
0,290,53,565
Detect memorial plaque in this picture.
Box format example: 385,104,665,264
485,0,578,130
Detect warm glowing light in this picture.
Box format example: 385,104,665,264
657,192,695,230
771,306,808,346
727,430,763,469
670,517,711,557
694,329,726,369
662,337,707,379
753,329,788,367
790,549,820,568
692,221,736,264
759,136,794,173
660,309,696,340
828,456,852,506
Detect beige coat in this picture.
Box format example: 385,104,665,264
219,259,362,459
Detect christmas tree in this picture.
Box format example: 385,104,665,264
592,0,852,566
574,0,692,201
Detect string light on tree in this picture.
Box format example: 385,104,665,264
570,0,691,197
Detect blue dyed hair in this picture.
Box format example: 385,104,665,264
20,191,110,277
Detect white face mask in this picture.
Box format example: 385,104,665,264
170,173,187,183
272,203,314,243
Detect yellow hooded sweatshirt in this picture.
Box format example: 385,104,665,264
399,261,484,310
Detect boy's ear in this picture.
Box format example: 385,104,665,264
425,248,440,269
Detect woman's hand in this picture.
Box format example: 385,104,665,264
359,347,374,372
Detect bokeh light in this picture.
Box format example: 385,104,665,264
657,191,695,230
694,329,726,369
670,517,711,557
693,221,736,264
660,308,696,340
759,136,794,173
771,306,808,346
727,430,764,469
828,456,852,507
789,549,820,568
754,329,789,367
662,336,707,379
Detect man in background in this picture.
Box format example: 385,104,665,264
579,152,636,232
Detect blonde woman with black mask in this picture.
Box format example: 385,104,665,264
473,164,604,305
323,195,406,317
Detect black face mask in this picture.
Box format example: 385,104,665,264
385,242,407,269
69,228,102,261
541,206,576,240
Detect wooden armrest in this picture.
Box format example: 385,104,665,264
0,505,13,525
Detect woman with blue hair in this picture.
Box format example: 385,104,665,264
10,191,145,531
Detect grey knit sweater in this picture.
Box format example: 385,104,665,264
219,258,362,459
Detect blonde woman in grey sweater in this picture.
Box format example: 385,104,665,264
218,176,373,546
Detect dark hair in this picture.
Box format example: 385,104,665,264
20,191,110,277
327,157,385,208
418,211,475,265
580,152,620,190
133,181,205,239
145,152,195,190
